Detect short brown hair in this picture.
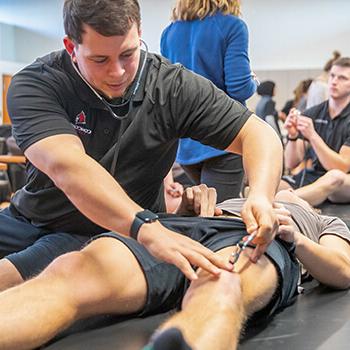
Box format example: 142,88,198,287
172,0,240,21
332,57,350,69
63,0,141,44
323,50,341,72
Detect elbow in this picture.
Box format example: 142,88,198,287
326,266,350,290
285,158,299,171
330,274,350,290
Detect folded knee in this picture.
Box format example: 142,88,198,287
275,189,296,202
324,169,346,188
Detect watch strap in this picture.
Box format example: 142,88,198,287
130,210,159,240
287,134,299,141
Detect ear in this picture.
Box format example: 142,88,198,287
63,36,76,60
138,28,142,45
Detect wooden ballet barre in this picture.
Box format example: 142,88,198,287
0,155,26,164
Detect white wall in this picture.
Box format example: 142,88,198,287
1,0,350,119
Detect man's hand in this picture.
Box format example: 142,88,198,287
296,115,316,140
240,195,279,263
284,108,299,137
175,184,223,217
273,202,301,243
137,220,233,280
165,181,184,198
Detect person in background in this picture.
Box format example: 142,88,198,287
281,57,350,206
255,80,281,137
306,50,341,109
161,0,257,203
281,79,313,120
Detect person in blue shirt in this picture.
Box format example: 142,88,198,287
161,0,257,202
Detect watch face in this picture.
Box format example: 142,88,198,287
137,210,159,223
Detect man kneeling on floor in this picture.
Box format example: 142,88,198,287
0,189,349,350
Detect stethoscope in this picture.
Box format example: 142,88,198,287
70,39,149,174
70,39,149,120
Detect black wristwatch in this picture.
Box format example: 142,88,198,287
287,134,299,141
130,210,159,240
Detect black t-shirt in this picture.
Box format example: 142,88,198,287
302,101,350,173
7,50,252,235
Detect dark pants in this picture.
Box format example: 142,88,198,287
0,207,89,279
181,153,244,202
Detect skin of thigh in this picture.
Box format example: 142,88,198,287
55,236,149,317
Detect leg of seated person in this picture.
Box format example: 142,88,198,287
277,179,294,191
0,237,148,350
294,169,346,206
275,189,314,212
327,173,350,203
154,246,278,350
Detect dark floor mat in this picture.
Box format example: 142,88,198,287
43,281,350,350
319,201,350,228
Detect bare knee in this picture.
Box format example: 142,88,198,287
275,189,296,202
42,251,114,306
324,169,346,189
182,270,242,311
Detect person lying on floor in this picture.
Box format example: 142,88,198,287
0,190,349,350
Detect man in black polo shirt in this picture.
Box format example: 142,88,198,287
282,57,350,206
1,0,282,308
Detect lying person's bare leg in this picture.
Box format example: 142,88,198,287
0,237,148,350
148,246,279,350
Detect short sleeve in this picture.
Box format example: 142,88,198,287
158,64,252,150
7,66,77,152
319,216,350,244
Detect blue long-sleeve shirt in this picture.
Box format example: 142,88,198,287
161,12,256,164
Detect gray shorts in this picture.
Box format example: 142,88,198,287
91,215,299,322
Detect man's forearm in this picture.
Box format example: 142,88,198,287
284,139,305,169
309,133,350,171
295,233,350,289
51,152,141,236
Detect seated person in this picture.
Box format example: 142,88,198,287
255,80,281,137
280,57,350,206
0,190,349,350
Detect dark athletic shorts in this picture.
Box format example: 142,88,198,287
283,169,324,189
0,206,89,279
91,215,299,323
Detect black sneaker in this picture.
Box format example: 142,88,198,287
143,327,193,350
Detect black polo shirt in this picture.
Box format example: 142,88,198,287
303,101,350,173
7,50,252,235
